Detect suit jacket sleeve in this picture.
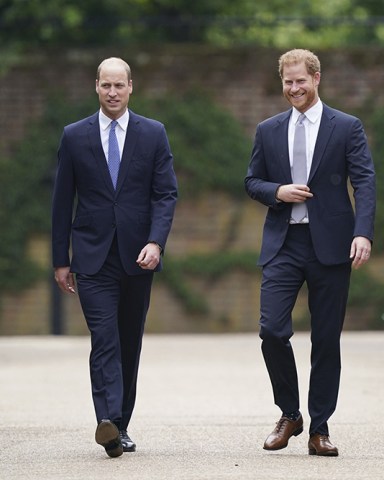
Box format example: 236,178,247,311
346,117,376,241
245,121,287,209
51,129,76,268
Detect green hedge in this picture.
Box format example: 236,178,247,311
0,90,252,291
1,91,383,328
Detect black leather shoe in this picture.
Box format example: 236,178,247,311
95,419,123,457
263,414,303,450
119,430,136,452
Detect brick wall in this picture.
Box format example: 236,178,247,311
0,46,382,334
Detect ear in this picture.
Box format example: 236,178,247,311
314,71,321,87
95,79,99,94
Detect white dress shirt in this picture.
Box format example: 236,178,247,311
99,109,129,162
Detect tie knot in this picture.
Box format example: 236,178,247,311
297,113,306,126
110,120,118,131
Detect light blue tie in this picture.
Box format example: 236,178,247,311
108,120,120,189
291,113,307,223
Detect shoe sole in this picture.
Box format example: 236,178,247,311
308,448,339,456
95,421,123,458
263,426,304,451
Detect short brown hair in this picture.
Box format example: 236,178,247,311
278,49,321,78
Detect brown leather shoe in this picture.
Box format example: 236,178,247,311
308,434,339,456
263,415,303,450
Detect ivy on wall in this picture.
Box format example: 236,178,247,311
1,90,383,328
370,106,384,253
0,90,253,293
130,91,252,198
160,250,260,314
0,94,97,291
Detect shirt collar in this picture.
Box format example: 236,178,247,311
292,99,323,124
99,109,129,131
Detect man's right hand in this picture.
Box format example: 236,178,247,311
276,184,313,203
54,266,76,294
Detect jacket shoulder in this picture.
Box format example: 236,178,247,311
129,110,165,130
322,103,360,124
258,109,291,129
64,112,98,133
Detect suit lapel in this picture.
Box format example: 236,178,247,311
272,110,292,183
308,104,336,183
115,110,140,194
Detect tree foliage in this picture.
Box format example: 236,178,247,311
1,0,384,55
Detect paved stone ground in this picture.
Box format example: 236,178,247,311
0,332,383,480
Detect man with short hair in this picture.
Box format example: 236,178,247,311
52,57,178,457
245,49,375,456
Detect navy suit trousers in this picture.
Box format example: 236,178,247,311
76,236,153,429
259,224,351,435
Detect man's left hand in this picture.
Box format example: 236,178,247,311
136,243,161,270
350,236,372,269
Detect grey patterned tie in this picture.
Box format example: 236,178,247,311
291,113,307,223
108,120,120,189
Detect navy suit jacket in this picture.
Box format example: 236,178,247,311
245,103,375,266
52,110,178,275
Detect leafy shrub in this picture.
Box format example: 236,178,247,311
130,91,252,198
0,90,251,291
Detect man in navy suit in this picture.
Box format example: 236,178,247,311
245,49,375,456
52,57,177,457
